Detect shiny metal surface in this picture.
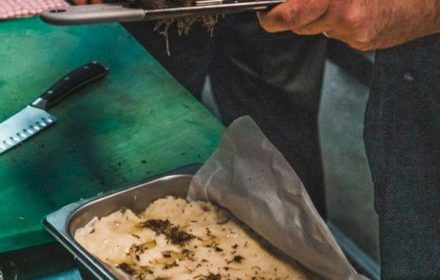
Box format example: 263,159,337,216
41,1,283,24
43,166,198,280
41,4,146,25
31,97,49,110
0,106,56,155
195,0,225,6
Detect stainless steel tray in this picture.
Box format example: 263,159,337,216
43,165,199,280
40,1,283,25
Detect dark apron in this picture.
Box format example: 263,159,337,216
364,35,440,279
209,12,328,218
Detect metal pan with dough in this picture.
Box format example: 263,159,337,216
43,165,198,280
43,164,316,279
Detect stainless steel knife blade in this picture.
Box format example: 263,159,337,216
0,106,56,154
0,62,109,156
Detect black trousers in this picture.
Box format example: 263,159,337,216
365,35,440,279
123,13,328,218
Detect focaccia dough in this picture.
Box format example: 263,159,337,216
75,196,312,280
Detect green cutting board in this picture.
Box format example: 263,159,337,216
0,17,224,252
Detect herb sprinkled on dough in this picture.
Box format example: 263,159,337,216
139,219,195,245
117,263,136,275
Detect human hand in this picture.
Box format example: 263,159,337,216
257,0,440,51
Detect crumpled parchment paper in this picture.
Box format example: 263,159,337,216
188,116,367,280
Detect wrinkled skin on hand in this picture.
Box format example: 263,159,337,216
257,0,440,51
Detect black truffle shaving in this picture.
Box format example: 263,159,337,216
233,255,244,263
168,226,195,244
204,273,221,280
117,263,136,276
227,255,244,264
140,219,171,235
139,219,195,245
126,0,220,56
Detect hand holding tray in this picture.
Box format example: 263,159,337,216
40,0,283,25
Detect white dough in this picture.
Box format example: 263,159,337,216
75,196,312,280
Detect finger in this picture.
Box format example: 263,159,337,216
346,36,403,52
258,0,330,33
293,13,332,35
292,12,352,41
257,3,295,33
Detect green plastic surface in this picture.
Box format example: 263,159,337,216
0,18,224,253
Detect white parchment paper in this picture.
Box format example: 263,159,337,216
187,116,367,280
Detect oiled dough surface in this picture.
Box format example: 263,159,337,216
75,196,311,280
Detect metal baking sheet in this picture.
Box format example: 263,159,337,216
43,165,199,280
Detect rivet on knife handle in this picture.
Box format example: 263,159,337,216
32,62,109,110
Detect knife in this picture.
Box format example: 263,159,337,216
0,62,109,155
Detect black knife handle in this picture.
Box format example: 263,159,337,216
32,62,109,110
